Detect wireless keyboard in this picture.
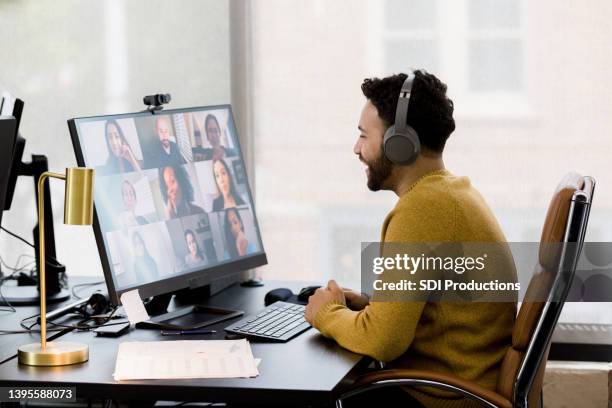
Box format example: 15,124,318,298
224,301,311,342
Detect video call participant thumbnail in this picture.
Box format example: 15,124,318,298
159,165,204,219
183,228,207,268
224,208,256,258
131,231,159,284
191,113,237,162
147,115,186,168
99,119,142,175
212,158,245,211
120,180,148,228
204,114,236,160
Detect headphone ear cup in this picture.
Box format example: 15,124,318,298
383,125,397,160
85,293,110,317
384,126,420,165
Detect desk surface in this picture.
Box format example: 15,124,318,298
0,278,367,406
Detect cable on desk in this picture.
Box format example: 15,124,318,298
71,280,106,299
20,312,43,331
47,306,122,331
0,328,65,334
16,305,123,333
0,312,66,335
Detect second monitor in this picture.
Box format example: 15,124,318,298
68,105,267,328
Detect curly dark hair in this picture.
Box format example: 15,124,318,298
361,70,455,153
158,165,195,204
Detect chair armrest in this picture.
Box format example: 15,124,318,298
337,369,512,408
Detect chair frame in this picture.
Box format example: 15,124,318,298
335,176,595,408
336,376,500,408
514,176,594,407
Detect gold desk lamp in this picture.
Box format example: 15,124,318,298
18,167,94,366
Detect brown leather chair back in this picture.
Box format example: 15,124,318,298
495,173,593,407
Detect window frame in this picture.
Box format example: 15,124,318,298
370,0,531,119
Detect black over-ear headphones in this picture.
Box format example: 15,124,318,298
383,71,420,165
77,293,110,318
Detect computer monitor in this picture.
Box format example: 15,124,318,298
0,95,69,306
68,105,267,316
0,115,17,226
1,93,24,213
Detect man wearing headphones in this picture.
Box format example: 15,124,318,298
305,71,516,407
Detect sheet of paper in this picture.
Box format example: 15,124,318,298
113,339,259,380
119,289,149,324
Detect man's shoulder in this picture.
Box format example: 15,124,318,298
395,174,461,214
384,194,456,242
384,172,494,242
391,172,505,242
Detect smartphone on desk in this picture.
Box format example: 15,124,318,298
94,322,130,337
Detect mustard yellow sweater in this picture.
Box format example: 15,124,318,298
314,170,517,408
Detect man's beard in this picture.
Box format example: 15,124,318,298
364,149,394,191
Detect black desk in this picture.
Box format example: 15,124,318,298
0,278,367,407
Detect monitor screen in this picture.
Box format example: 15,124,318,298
69,105,266,304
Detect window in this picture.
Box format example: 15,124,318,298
382,0,439,73
376,0,527,117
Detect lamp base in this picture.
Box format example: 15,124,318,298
18,342,89,366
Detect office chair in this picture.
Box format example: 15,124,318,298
335,173,595,408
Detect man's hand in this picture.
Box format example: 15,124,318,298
305,280,345,325
342,288,370,311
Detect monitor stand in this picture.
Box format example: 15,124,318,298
135,279,244,331
0,285,70,306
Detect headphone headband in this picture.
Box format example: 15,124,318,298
394,71,415,133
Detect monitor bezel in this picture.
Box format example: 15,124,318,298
68,104,267,306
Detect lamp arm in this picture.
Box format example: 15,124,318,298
37,171,65,350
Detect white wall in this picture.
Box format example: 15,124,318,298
0,0,230,281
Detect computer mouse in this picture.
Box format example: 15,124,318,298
297,285,322,302
264,288,293,306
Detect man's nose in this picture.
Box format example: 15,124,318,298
353,140,361,156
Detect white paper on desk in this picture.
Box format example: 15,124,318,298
119,289,149,324
113,339,259,381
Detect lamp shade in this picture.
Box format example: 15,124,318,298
64,168,94,225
